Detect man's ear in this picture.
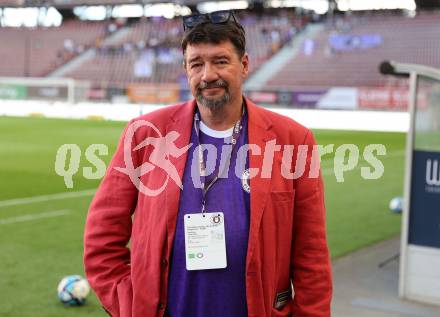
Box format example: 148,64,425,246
241,53,249,78
183,60,191,78
182,51,188,72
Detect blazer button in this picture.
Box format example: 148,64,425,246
158,302,165,310
161,259,168,267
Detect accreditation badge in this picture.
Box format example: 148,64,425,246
183,212,227,270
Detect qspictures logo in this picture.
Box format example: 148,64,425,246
55,119,388,196
113,120,192,197
425,159,440,193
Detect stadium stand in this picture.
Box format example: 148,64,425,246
57,12,298,85
0,0,20,6
64,17,183,85
2,8,439,108
265,11,440,89
4,10,439,89
0,20,108,77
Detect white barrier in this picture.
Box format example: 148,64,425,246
0,100,409,132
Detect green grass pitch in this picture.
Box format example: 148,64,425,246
0,116,405,317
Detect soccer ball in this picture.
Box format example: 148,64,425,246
389,197,403,213
57,275,90,305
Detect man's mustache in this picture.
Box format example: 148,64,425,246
198,80,228,91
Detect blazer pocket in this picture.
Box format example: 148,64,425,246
270,190,295,202
116,275,133,317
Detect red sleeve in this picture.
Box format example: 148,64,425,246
290,129,333,316
84,120,138,316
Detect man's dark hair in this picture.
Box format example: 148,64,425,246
181,21,246,60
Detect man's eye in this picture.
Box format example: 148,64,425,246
216,60,228,64
191,64,202,69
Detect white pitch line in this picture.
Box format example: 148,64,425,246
0,189,96,208
0,209,71,225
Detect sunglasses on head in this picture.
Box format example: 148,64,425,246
182,10,239,31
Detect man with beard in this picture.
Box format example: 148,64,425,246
84,10,332,317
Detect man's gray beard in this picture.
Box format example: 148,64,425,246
196,90,231,113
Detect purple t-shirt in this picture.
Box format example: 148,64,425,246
166,114,250,317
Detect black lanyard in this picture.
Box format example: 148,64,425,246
193,107,245,213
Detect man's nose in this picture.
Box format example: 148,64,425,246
201,63,219,83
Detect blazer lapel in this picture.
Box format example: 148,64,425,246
165,100,196,254
245,98,276,271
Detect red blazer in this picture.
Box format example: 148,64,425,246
84,98,332,317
